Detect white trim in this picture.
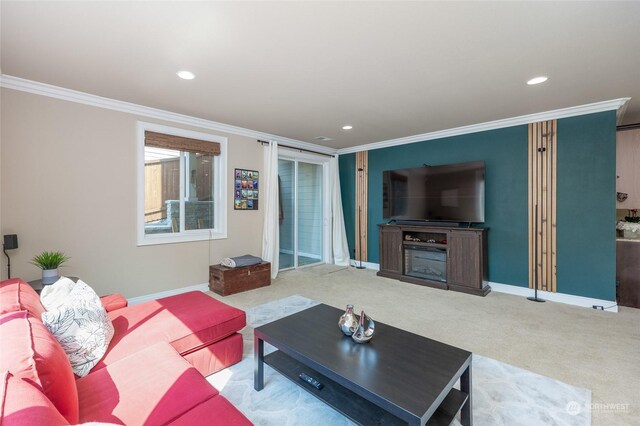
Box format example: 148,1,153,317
2,75,628,156
0,74,335,156
349,260,380,271
489,282,618,312
127,283,209,306
337,98,631,154
136,121,228,246
179,150,186,233
616,99,629,125
347,263,618,311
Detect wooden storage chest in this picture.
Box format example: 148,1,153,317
209,261,271,296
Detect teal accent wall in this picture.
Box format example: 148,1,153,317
367,126,530,286
556,111,616,300
339,153,357,259
338,111,617,300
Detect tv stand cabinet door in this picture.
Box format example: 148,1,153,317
448,230,483,289
379,226,403,275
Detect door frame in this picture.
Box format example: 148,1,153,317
278,148,331,270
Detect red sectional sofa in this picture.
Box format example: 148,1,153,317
0,278,252,425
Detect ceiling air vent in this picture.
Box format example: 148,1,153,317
313,136,334,142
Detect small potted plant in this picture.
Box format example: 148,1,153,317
31,251,70,285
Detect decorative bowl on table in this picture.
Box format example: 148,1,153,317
351,310,375,344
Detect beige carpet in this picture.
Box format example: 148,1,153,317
206,265,640,425
211,295,590,425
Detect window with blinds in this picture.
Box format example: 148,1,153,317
137,123,227,245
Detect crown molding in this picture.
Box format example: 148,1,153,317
337,98,631,155
2,75,629,156
616,97,630,125
0,74,336,155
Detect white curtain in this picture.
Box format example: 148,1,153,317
261,141,279,278
330,156,350,266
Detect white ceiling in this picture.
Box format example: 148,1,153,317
2,1,639,150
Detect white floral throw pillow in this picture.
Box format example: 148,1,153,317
41,277,114,377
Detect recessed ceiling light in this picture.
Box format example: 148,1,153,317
177,71,195,80
527,76,548,85
342,125,353,130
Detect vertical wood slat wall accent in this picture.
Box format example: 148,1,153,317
528,120,557,292
355,151,368,262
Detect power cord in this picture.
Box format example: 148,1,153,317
592,303,618,311
2,245,11,279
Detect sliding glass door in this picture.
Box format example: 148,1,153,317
297,161,323,266
279,159,295,269
278,157,325,270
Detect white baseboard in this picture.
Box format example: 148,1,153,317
127,282,209,306
124,275,617,313
349,260,380,271
343,262,618,312
488,282,618,312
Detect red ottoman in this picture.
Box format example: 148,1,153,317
95,291,246,376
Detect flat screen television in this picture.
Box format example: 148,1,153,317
382,160,485,223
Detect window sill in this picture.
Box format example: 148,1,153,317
137,230,227,246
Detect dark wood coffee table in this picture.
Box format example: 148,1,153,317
254,304,472,425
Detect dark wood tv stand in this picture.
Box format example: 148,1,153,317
377,223,490,296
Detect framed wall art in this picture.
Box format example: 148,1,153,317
234,168,259,210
